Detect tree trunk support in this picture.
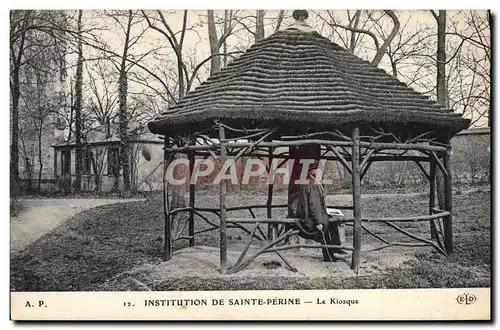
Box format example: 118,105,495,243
414,160,430,181
350,126,362,271
267,146,276,240
163,139,174,261
443,145,453,254
429,156,437,239
188,151,195,247
219,123,228,273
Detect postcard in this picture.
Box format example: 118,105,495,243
9,8,491,321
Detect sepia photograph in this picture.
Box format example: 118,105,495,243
8,6,491,320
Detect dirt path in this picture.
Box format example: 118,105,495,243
10,198,145,255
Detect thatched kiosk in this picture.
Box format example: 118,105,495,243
148,11,470,274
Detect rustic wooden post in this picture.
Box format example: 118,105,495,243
267,146,275,240
350,126,362,271
287,146,300,209
429,155,437,239
188,151,195,247
443,145,453,254
163,139,172,261
219,124,228,273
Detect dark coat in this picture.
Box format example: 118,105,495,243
289,183,330,233
288,182,342,261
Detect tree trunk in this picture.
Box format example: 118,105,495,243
37,129,43,193
207,10,220,74
437,11,447,107
118,10,134,191
118,71,130,191
349,10,361,53
372,10,400,66
74,10,84,193
223,10,229,68
11,69,21,193
170,11,191,216
176,11,188,100
255,10,265,42
24,157,32,192
436,10,447,209
275,10,284,32
390,55,398,77
10,12,29,193
67,83,74,143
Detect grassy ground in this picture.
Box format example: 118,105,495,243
10,187,490,291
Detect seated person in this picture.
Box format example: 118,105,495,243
286,163,346,261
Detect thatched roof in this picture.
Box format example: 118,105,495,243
149,18,470,138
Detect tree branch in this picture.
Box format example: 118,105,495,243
371,10,400,66
430,10,438,21
318,12,380,53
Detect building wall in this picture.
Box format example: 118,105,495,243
450,128,490,183
54,141,165,192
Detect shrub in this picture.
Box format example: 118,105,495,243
10,197,26,217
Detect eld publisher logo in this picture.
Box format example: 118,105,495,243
456,293,477,305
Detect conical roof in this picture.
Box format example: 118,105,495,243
149,15,470,137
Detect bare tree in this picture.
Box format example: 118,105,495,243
446,10,490,127
10,10,67,191
142,10,192,101
255,10,265,42
117,10,134,191
81,10,153,191
370,13,434,78
371,11,400,66
206,10,241,74
141,10,244,225
73,10,84,192
9,11,30,190
274,10,285,32
231,10,286,46
86,59,117,125
432,10,448,107
139,10,194,210
316,10,400,66
428,10,448,215
142,10,243,100
207,10,220,74
20,68,56,192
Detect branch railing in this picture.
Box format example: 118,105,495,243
168,199,450,268
165,139,449,154
222,210,450,273
161,122,454,274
